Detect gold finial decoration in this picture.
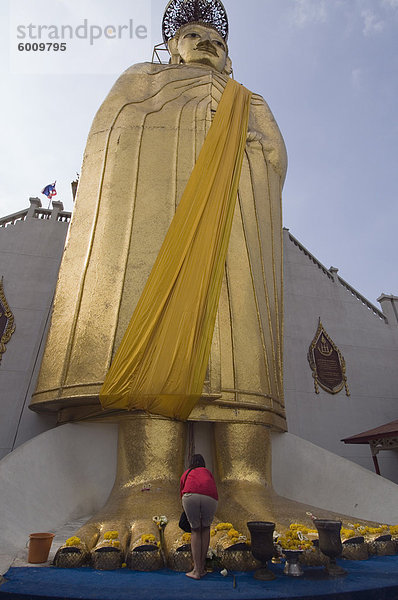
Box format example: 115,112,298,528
319,335,333,357
0,277,15,365
307,319,350,396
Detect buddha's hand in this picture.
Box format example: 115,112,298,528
246,130,263,144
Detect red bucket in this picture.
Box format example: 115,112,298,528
27,533,55,563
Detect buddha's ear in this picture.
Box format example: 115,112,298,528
167,38,181,64
223,56,233,76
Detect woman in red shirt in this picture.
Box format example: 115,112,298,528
180,454,218,579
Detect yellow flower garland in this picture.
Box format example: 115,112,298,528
65,536,81,547
215,522,233,531
213,522,248,546
341,528,356,539
390,525,398,536
227,529,239,539
276,524,315,551
141,534,157,544
104,531,119,541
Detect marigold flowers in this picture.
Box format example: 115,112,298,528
141,534,157,544
104,531,119,540
215,522,233,531
341,528,356,539
390,525,398,536
182,533,191,543
65,536,81,547
277,524,314,551
289,524,317,535
227,529,239,539
366,526,387,535
213,522,248,547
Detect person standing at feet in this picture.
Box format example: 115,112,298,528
180,454,218,579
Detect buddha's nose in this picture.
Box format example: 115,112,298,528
196,39,218,55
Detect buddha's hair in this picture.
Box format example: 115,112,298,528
174,21,218,39
162,0,229,44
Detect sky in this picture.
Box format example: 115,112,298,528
0,0,397,305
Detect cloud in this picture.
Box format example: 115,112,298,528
290,0,328,27
382,0,398,9
361,9,385,36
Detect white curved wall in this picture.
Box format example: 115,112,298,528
272,431,398,523
0,423,118,556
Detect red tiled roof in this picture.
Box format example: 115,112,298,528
341,420,398,444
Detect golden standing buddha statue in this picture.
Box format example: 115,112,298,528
31,0,336,564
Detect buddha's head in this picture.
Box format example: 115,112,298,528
162,0,231,74
168,22,232,74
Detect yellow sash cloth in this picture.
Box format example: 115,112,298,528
99,78,252,420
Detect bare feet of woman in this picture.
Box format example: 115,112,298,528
186,570,201,580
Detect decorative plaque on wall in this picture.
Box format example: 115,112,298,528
307,319,350,396
0,277,15,364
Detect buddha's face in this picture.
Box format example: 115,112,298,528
175,24,228,72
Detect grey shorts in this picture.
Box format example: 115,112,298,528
182,493,218,529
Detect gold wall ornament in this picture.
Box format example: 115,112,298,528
307,319,350,396
0,277,15,364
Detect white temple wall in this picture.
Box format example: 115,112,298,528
0,199,70,459
283,228,398,483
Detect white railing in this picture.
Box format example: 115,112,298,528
285,229,334,280
0,209,28,227
284,228,387,323
336,274,387,322
0,201,71,227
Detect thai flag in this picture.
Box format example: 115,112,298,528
41,182,57,199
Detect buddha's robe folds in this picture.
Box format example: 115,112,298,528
31,62,287,431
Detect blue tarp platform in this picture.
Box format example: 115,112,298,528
1,556,398,600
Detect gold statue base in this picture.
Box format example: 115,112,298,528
55,415,379,570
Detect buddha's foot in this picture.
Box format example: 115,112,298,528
213,422,375,537
55,480,184,569
216,480,372,535
55,416,187,569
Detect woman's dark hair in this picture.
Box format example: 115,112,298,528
190,453,206,468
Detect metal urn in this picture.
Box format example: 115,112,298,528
247,521,276,581
283,549,304,577
314,519,347,576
